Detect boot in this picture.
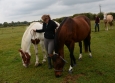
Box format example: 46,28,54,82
47,57,52,69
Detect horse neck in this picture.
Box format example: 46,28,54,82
55,34,65,56
21,30,32,53
21,22,43,53
55,44,64,57
21,22,37,52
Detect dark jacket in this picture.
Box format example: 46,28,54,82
36,20,57,39
95,17,100,24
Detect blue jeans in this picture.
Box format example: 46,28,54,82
95,23,99,32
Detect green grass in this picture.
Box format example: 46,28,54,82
0,21,115,83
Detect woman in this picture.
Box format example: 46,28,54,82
33,15,58,69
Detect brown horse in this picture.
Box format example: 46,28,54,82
103,13,113,31
51,15,92,77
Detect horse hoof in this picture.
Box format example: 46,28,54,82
23,64,28,68
69,70,73,74
89,56,92,58
73,64,77,67
35,63,42,67
42,60,46,64
78,58,82,60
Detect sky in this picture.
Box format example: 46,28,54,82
0,0,115,23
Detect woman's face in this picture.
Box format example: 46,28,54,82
43,18,49,23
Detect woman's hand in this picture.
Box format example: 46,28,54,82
33,29,36,32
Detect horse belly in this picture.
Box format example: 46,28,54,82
74,27,90,42
107,15,113,22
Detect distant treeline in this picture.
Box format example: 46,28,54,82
54,12,115,23
0,12,115,28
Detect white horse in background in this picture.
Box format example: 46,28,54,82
103,13,113,31
19,21,60,67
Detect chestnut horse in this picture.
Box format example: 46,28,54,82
103,13,113,31
51,15,92,77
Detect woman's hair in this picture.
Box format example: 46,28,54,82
41,14,51,21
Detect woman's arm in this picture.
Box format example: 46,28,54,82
34,23,45,33
36,29,44,33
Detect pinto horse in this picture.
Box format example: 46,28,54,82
19,22,47,67
103,13,113,31
52,15,92,77
19,21,60,67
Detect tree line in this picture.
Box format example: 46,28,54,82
0,12,115,28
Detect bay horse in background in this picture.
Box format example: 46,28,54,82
51,15,92,77
103,13,113,31
19,22,47,67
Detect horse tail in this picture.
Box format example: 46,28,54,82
83,33,91,52
84,16,91,30
83,16,91,52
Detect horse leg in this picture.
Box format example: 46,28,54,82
88,41,92,58
105,22,108,31
110,22,113,29
107,23,108,31
87,35,92,57
40,41,47,63
33,44,40,66
78,41,82,59
84,34,92,58
69,48,76,73
66,42,76,73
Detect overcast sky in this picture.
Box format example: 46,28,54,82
0,0,115,23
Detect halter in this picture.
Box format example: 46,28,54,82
54,53,68,63
54,53,68,72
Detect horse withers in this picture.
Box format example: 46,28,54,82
103,13,113,31
51,15,92,77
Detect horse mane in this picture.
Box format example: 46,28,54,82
54,16,91,53
22,22,42,40
57,17,68,32
54,17,69,53
21,22,42,51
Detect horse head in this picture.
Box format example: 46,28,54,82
19,49,31,67
51,53,67,77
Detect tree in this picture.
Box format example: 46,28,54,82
3,22,8,27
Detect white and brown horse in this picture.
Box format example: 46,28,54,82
19,21,60,67
19,22,47,67
103,13,113,31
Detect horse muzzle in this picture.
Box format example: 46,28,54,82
55,71,62,78
23,63,28,67
23,62,30,68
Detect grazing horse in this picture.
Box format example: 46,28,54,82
51,15,92,77
19,21,60,67
19,22,47,67
103,13,113,31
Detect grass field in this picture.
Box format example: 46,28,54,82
0,20,115,83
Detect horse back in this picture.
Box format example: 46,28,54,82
106,15,113,22
56,16,91,43
21,22,44,51
72,15,91,41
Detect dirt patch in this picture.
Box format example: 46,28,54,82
62,74,84,83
